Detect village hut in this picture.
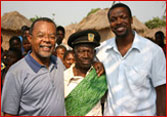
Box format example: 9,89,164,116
75,8,114,42
64,23,78,45
1,11,32,50
75,8,149,42
132,16,149,35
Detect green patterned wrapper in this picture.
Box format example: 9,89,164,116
65,68,107,116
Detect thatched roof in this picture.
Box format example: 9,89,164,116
1,11,32,32
76,8,149,33
63,8,152,45
64,23,78,44
76,8,109,31
132,16,149,33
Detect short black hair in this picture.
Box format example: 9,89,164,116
9,36,21,47
108,3,132,21
55,45,67,52
29,17,56,35
57,26,65,34
63,50,74,60
21,25,30,33
155,31,164,39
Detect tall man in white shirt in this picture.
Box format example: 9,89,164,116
96,3,166,116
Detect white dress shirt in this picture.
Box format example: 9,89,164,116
96,32,166,116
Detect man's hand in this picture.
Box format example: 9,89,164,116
156,84,166,116
93,61,105,77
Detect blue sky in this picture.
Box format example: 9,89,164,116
1,1,166,26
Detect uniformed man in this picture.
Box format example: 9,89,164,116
64,29,107,116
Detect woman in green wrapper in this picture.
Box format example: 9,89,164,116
64,30,108,116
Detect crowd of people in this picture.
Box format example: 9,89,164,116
1,3,166,116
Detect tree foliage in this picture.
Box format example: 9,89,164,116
30,14,56,22
87,8,100,17
145,17,166,29
29,15,41,22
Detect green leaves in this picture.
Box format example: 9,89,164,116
145,17,166,29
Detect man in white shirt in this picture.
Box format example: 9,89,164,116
96,3,166,116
